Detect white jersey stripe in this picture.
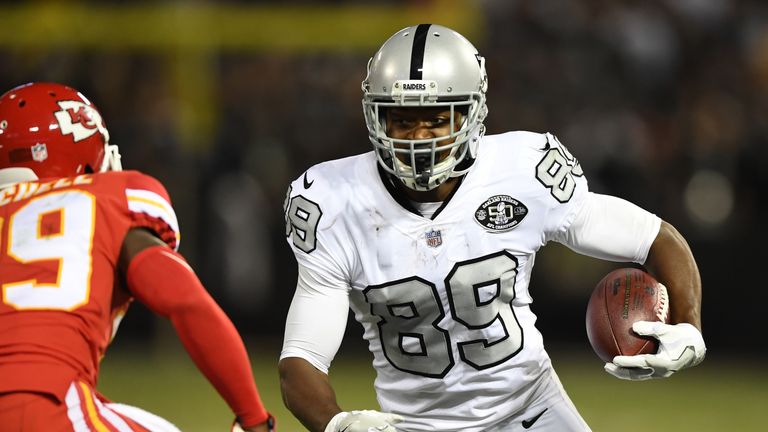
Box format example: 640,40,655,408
107,403,182,432
64,380,180,432
94,397,134,432
77,381,114,432
65,382,91,432
125,188,181,248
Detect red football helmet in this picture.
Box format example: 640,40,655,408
0,82,121,179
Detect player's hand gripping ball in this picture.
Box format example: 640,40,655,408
324,410,403,432
585,268,669,363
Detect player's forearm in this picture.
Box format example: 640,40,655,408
172,302,270,428
125,245,270,427
279,357,342,432
645,220,702,330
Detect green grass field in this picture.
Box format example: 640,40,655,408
98,342,768,431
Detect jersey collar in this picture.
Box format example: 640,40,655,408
376,164,465,221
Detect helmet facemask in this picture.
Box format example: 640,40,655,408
362,24,488,192
364,96,485,191
100,142,123,172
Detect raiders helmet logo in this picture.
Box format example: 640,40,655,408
53,101,104,142
474,195,528,232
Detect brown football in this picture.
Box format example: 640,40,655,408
585,268,670,362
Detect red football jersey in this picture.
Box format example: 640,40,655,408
0,170,179,400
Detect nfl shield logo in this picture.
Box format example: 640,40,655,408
31,143,48,162
425,229,442,248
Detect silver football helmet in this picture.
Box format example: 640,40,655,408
362,24,488,191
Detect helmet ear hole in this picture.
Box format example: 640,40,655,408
84,165,95,174
18,100,25,108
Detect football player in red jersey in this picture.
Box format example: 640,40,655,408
0,82,275,432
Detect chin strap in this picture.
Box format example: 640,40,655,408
100,143,123,172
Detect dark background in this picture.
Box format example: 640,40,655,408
1,0,765,361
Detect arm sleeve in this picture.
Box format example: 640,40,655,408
279,262,350,374
125,245,269,427
554,192,661,265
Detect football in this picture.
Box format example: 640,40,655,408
585,268,669,363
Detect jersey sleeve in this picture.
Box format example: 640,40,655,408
525,134,662,264
532,133,591,242
280,263,350,373
555,192,661,264
281,166,355,371
282,167,354,285
123,171,181,250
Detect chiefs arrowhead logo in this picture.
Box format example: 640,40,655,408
53,101,107,142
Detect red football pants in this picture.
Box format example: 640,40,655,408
0,381,158,432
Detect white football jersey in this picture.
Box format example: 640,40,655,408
282,131,649,431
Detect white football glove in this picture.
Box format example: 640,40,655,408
324,410,404,432
605,321,706,381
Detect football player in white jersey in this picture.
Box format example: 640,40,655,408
279,24,705,432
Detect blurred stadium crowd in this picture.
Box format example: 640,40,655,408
1,0,765,357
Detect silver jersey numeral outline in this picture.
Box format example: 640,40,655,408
284,186,323,254
364,251,521,378
535,135,583,203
